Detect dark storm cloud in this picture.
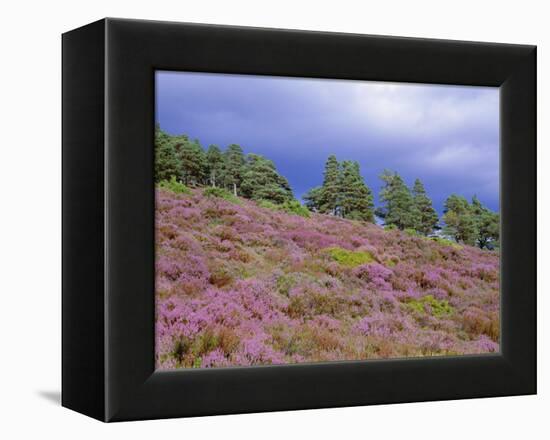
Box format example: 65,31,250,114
156,71,499,213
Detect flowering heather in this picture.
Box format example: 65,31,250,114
155,188,500,369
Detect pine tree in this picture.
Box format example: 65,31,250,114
377,170,419,230
178,139,207,186
339,161,374,222
205,145,224,188
442,195,478,245
222,144,246,196
154,125,181,182
319,155,341,215
303,186,323,212
412,178,439,235
471,196,500,249
240,154,293,203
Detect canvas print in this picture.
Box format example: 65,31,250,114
154,71,500,370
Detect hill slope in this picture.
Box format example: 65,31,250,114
155,188,499,369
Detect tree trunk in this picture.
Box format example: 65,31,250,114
233,183,237,197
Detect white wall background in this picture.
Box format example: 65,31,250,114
0,0,546,437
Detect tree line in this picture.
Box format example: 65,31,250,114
303,155,374,222
156,126,499,249
303,158,439,233
304,155,499,249
156,125,293,204
304,155,499,248
442,194,500,249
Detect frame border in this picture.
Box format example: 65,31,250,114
63,18,536,422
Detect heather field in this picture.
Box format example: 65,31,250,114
155,188,500,369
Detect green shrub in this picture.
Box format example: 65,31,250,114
203,187,241,204
327,247,375,267
258,199,311,218
258,199,279,210
158,176,191,194
384,224,397,231
404,228,418,236
407,295,454,317
430,236,463,250
280,200,311,218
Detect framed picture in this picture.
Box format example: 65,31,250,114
62,18,536,422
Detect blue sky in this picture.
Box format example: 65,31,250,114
156,71,499,214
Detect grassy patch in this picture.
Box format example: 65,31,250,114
407,295,454,317
258,199,311,218
203,187,241,204
158,176,191,194
430,237,463,250
257,199,279,210
327,247,375,268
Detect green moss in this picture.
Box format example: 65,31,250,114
203,187,241,204
327,247,375,268
407,295,454,317
158,176,191,194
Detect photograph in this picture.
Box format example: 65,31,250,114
154,71,501,369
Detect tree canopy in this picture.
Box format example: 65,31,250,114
412,178,439,236
442,194,478,245
339,161,374,222
443,195,499,248
376,170,419,231
304,155,374,222
156,127,293,205
222,144,246,196
205,144,224,188
155,125,182,182
240,154,293,203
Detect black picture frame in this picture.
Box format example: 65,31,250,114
62,18,536,422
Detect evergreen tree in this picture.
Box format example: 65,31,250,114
205,145,224,187
154,125,181,182
222,144,246,196
240,154,293,203
318,155,341,215
412,178,439,235
178,139,207,186
442,195,478,245
471,196,500,249
376,170,419,230
339,161,374,222
303,186,323,212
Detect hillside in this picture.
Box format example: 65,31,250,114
155,188,499,369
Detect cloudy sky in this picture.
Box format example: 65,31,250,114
156,71,499,214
